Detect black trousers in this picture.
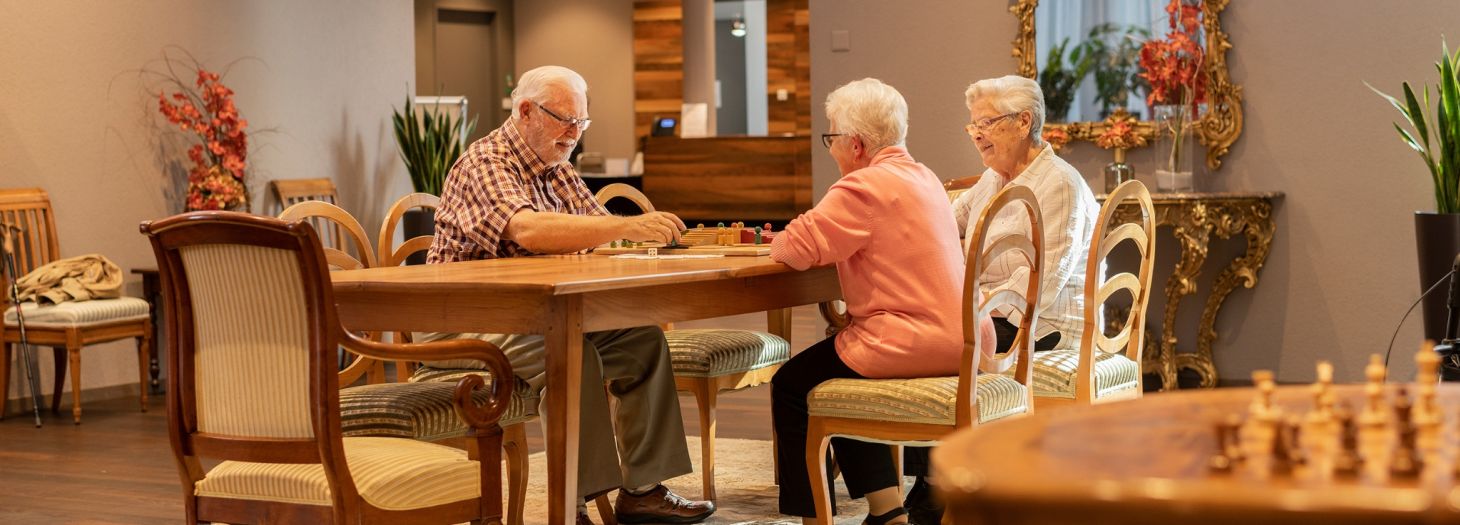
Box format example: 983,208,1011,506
772,336,900,517
903,318,1061,477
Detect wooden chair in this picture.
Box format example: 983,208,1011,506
1030,180,1155,409
269,178,344,248
0,188,151,424
379,192,614,525
944,175,981,203
802,185,1045,524
140,211,511,524
593,182,792,502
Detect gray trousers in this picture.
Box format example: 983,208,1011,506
417,326,693,499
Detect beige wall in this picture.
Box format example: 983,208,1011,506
810,0,1460,382
513,0,637,160
0,1,415,401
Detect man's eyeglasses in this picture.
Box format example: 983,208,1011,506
820,133,844,148
964,112,1019,135
535,101,592,131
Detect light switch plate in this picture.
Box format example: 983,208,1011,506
831,30,850,52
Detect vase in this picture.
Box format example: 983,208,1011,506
1153,104,1195,192
1104,148,1134,193
1414,212,1460,345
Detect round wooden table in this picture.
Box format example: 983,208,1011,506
932,384,1460,525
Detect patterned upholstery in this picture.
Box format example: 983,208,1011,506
666,329,789,378
195,437,479,511
807,374,1029,426
3,296,149,328
411,367,538,426
340,373,537,440
181,244,315,439
1027,349,1140,400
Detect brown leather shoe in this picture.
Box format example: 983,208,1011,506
614,485,715,524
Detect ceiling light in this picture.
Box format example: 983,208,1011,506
730,16,747,38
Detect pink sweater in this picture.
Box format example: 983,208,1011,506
772,147,992,378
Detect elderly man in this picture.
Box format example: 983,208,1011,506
420,65,714,525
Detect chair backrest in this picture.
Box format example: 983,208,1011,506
278,201,377,271
1077,180,1155,399
278,201,384,385
377,193,441,267
594,183,655,213
0,188,60,285
140,212,355,491
270,178,342,247
958,184,1043,428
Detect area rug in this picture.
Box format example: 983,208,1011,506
519,437,883,524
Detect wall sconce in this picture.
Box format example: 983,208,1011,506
730,15,747,38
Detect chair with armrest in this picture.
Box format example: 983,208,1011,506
140,210,511,524
1,187,151,424
592,182,791,502
801,185,1045,524
1030,180,1155,408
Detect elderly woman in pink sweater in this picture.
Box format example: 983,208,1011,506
769,78,998,525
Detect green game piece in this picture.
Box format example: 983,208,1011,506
611,240,618,248
716,222,725,228
754,226,763,244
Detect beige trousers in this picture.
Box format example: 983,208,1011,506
417,326,693,499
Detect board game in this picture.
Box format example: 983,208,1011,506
593,222,777,257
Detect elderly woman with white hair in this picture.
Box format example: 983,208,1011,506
768,78,998,525
901,75,1099,525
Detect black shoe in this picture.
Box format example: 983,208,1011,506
903,476,944,525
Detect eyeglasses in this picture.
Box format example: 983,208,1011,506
964,112,1019,135
820,133,844,148
535,101,592,131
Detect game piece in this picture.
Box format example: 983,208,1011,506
764,222,773,232
1334,402,1361,476
1300,361,1339,480
1413,345,1444,476
1390,388,1420,477
1240,371,1281,478
754,226,763,245
1357,355,1393,482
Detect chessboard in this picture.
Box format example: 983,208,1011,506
593,221,777,257
1209,343,1455,484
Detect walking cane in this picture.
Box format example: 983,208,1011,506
1,222,44,427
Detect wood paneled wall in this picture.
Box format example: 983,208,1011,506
642,136,812,221
632,0,809,139
633,1,684,138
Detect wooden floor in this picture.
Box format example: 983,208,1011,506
0,305,827,524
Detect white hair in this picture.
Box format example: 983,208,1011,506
511,65,588,118
964,75,1045,144
824,78,908,153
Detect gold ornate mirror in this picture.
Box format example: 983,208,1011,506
1011,0,1242,170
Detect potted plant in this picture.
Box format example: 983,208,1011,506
391,95,476,263
1370,41,1460,343
1039,37,1095,123
1085,23,1151,119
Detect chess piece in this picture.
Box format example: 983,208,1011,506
1210,419,1237,472
1301,363,1339,481
1357,355,1393,483
1334,402,1361,476
1390,389,1421,478
1240,371,1281,478
1413,344,1446,479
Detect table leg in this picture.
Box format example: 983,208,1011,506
545,295,584,524
1185,200,1276,388
1151,204,1212,391
766,308,792,342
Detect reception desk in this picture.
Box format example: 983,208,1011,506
640,135,812,224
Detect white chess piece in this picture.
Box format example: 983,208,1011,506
1357,354,1393,483
1241,370,1281,478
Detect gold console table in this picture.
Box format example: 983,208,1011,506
1104,191,1283,390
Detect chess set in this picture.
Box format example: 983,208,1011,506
1209,343,1452,484
594,222,778,257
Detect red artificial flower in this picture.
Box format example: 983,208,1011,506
1139,0,1208,108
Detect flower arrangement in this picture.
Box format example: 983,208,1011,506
1042,127,1072,153
156,65,250,211
1095,118,1147,151
1138,0,1207,110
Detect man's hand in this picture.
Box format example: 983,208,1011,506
621,212,686,244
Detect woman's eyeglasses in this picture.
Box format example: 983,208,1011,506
964,112,1019,136
820,133,844,148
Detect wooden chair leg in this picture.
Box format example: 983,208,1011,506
67,345,81,424
1,342,10,420
50,346,65,414
594,493,618,525
806,417,834,525
690,379,717,502
503,423,529,525
136,335,149,412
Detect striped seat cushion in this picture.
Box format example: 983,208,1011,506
341,372,537,441
3,297,149,328
807,374,1029,425
413,368,539,424
195,437,479,511
665,329,789,378
1027,349,1140,400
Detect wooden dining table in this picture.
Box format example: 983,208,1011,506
330,254,840,524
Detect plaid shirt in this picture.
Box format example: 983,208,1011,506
427,120,607,263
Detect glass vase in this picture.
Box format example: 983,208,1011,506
1152,104,1195,192
1104,148,1134,193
